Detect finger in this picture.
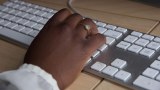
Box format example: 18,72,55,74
49,8,72,25
85,33,106,52
76,18,98,38
64,13,83,29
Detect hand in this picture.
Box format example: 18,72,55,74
24,8,105,90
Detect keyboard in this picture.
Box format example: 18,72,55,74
0,0,160,90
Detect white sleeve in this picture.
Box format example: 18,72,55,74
0,64,60,90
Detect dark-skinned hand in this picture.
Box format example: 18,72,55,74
24,8,105,90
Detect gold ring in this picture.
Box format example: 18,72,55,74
81,24,91,35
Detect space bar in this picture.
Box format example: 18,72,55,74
0,27,34,46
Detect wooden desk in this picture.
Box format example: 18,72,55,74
0,0,160,90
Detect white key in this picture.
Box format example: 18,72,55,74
106,37,115,45
96,22,106,27
97,27,107,34
124,35,138,43
27,8,39,14
18,19,29,25
24,13,36,20
128,44,143,53
86,58,92,64
3,1,14,7
135,38,150,47
10,16,22,23
115,27,127,34
42,12,54,19
92,50,100,58
150,60,160,70
2,14,14,20
104,30,122,39
17,11,27,18
116,41,131,50
111,58,127,69
9,9,21,15
25,21,37,28
131,31,143,37
0,20,11,26
140,48,155,58
91,62,106,71
35,10,47,17
102,66,118,76
6,22,18,29
33,24,44,30
105,24,117,30
142,68,159,79
31,16,43,22
20,27,33,34
0,27,34,46
158,56,160,60
142,34,154,40
29,30,39,37
39,18,49,24
156,74,160,81
13,25,25,31
147,42,160,50
98,44,108,51
154,37,160,43
115,70,131,82
133,75,160,90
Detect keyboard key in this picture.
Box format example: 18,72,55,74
154,37,160,43
25,21,37,28
42,12,54,19
96,22,106,27
31,16,43,22
158,56,160,60
0,19,11,26
13,25,25,31
106,37,115,45
102,66,118,76
98,44,108,51
135,38,150,47
29,30,39,37
6,22,18,29
156,74,160,81
10,16,22,23
104,30,122,39
0,27,34,46
131,31,143,37
32,23,44,30
142,34,154,40
150,60,160,70
142,68,159,79
128,44,143,53
97,27,107,34
92,50,100,58
147,42,160,50
115,70,131,82
23,13,35,20
111,58,127,69
116,41,131,50
115,27,127,34
140,48,155,58
124,35,138,43
20,27,33,34
133,75,160,90
91,62,106,72
18,18,29,25
105,24,117,30
39,18,49,24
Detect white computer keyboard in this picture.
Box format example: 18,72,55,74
0,0,160,90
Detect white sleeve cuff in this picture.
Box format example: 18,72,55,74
20,64,60,90
0,63,60,90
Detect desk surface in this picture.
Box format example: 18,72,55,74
0,0,160,90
